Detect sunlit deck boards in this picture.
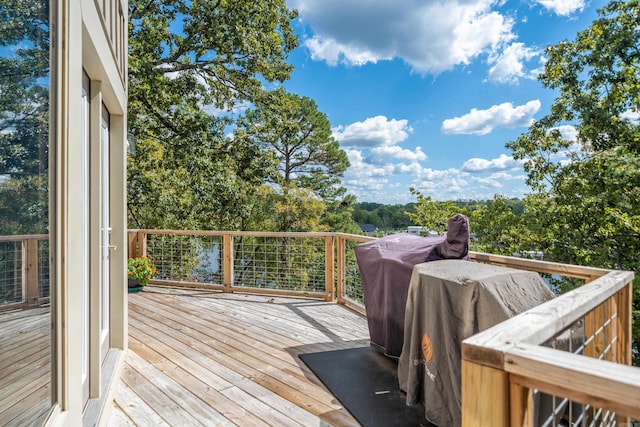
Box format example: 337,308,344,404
0,306,51,426
110,286,371,426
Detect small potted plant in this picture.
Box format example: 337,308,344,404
127,255,157,293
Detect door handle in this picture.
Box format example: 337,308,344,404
108,244,117,251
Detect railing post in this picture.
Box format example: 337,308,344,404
223,234,233,293
128,230,138,258
23,237,39,305
617,282,632,366
616,282,633,426
582,273,606,427
461,360,509,427
12,240,21,302
336,235,345,304
137,230,147,257
324,236,335,302
583,275,599,359
509,382,534,426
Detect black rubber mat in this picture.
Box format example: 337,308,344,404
299,346,429,427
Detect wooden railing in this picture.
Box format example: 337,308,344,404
129,230,637,426
0,234,50,311
464,253,637,426
127,230,373,311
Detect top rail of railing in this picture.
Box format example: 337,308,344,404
0,234,48,242
129,229,337,237
470,251,611,281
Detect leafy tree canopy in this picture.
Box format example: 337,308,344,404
0,0,49,234
405,187,465,235
234,88,356,232
507,0,640,364
127,0,298,230
236,89,350,202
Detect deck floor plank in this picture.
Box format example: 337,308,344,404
113,382,170,427
0,307,51,427
141,290,370,362
128,330,278,427
120,358,206,426
125,349,234,426
107,402,137,427
127,307,346,421
111,287,371,426
127,324,323,427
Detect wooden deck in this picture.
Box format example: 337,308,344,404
109,286,372,427
0,306,52,426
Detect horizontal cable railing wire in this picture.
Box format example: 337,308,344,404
233,235,326,293
146,233,224,284
534,292,623,426
0,240,22,305
0,235,49,309
132,230,359,300
342,238,366,304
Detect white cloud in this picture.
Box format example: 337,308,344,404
488,171,518,180
345,147,458,182
551,124,578,141
345,177,390,191
333,116,413,147
461,154,523,172
441,100,541,135
415,171,469,194
470,170,525,188
546,125,585,159
202,100,251,117
289,0,516,75
345,149,397,178
621,109,640,125
533,0,585,16
0,127,16,135
304,37,388,66
487,43,544,84
367,146,427,164
473,176,504,188
343,144,530,202
342,155,530,202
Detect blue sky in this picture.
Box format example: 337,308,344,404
280,0,607,204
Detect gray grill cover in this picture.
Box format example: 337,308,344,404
354,214,470,357
397,260,555,427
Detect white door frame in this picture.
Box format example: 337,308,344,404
100,104,111,360
81,71,91,405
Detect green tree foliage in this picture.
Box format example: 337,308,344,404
127,0,298,230
237,89,349,201
353,202,416,231
244,184,325,232
507,0,640,364
406,187,466,235
321,194,362,235
0,0,49,235
236,89,356,232
467,195,537,255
